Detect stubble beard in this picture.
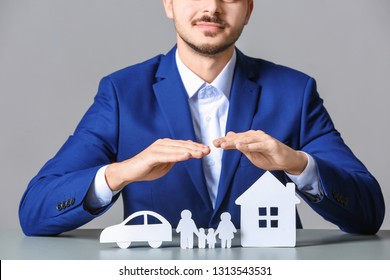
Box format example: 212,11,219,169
175,16,244,57
179,32,237,57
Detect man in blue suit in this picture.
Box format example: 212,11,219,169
19,0,384,236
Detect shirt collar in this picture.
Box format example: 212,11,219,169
175,50,237,100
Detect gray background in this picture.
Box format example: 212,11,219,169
0,0,389,231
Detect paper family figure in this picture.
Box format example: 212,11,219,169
176,209,199,249
214,212,237,248
235,171,300,247
176,210,237,249
193,227,218,249
100,210,172,249
206,228,216,248
198,227,225,249
198,228,207,249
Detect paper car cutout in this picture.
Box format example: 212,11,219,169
100,210,172,249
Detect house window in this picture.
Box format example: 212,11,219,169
259,207,267,216
259,219,267,228
258,206,279,228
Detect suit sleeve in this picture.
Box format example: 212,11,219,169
298,78,385,234
19,77,120,236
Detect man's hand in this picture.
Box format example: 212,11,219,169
214,130,307,175
105,139,210,191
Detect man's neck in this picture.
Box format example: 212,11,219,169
177,40,235,84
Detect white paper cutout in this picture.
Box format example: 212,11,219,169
100,172,300,249
235,171,300,247
215,212,237,248
206,228,216,248
100,210,172,249
176,209,199,249
198,228,207,249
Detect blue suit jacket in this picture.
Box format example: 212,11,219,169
19,47,385,236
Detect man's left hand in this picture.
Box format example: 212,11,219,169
213,130,307,175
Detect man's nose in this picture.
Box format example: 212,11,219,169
201,0,222,15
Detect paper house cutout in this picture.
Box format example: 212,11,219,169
100,210,172,249
235,171,300,247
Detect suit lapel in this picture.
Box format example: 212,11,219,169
214,50,261,212
152,48,212,211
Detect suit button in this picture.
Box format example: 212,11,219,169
56,203,63,211
70,198,75,205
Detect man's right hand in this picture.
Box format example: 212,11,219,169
105,138,210,191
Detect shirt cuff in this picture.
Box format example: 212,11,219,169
285,152,323,201
84,165,119,210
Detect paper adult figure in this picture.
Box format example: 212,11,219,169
215,212,237,248
176,209,199,249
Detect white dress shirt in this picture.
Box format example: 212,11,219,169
85,51,322,210
176,51,234,207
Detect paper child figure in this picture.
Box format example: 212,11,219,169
215,212,237,248
176,209,199,249
206,228,217,248
198,228,207,249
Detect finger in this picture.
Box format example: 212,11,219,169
155,138,210,152
213,137,227,148
235,142,267,152
213,131,238,147
214,130,267,149
150,146,209,163
216,135,260,150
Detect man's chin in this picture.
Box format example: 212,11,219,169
187,41,234,57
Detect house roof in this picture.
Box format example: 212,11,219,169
235,171,300,205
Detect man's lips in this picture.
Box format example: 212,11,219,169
192,16,227,30
195,21,225,30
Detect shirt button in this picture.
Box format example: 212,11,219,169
205,116,211,123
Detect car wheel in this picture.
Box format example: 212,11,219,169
148,241,162,248
117,242,131,249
